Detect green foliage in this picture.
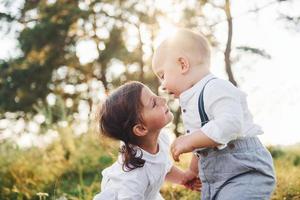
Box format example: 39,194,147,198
293,155,300,166
0,0,83,114
161,184,199,200
0,126,116,200
269,146,300,200
0,0,144,115
268,146,286,159
1,135,300,200
98,155,113,166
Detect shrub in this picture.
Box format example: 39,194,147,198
268,146,285,159
293,155,300,166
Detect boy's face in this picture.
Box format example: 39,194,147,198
152,57,186,98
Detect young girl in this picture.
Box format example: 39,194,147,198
93,81,200,200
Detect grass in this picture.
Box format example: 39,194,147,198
0,128,300,200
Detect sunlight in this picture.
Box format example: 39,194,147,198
46,93,56,106
154,19,178,48
76,39,99,64
154,0,173,11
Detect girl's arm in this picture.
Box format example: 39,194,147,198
165,165,185,184
188,154,199,175
165,157,199,185
165,163,201,191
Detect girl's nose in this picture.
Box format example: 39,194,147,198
158,86,167,95
158,85,166,91
160,80,167,90
158,97,167,105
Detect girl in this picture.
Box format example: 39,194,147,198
93,81,200,200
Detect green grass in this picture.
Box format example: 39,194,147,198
0,128,300,200
270,145,300,200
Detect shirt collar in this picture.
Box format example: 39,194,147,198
179,73,214,106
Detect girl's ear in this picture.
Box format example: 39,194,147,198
178,57,190,74
133,124,148,137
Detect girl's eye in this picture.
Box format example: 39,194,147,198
161,74,164,80
152,100,157,108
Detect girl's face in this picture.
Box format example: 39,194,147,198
140,86,173,132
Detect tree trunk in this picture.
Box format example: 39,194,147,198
137,26,144,82
224,0,237,86
93,14,108,91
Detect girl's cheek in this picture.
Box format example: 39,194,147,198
152,117,166,128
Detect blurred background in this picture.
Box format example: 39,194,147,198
0,0,299,199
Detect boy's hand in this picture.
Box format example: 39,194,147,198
171,134,194,161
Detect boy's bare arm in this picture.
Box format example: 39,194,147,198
171,129,220,161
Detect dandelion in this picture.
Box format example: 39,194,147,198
36,192,49,200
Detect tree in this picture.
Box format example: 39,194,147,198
0,0,276,138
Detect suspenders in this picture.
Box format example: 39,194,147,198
198,78,217,127
195,77,217,156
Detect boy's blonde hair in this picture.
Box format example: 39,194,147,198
153,28,211,69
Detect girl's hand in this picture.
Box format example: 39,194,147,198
181,169,202,191
184,177,202,191
171,135,194,161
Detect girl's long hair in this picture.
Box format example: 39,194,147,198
99,81,146,171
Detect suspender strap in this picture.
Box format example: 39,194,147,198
198,78,217,127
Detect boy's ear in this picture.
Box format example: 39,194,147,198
133,124,148,137
177,57,190,74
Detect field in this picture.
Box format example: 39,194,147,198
1,127,299,200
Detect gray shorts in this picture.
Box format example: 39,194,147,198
197,137,276,200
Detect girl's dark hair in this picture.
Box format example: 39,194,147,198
99,81,146,171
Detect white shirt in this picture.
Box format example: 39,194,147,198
93,131,173,200
179,73,263,149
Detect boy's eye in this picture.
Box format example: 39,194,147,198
160,74,164,80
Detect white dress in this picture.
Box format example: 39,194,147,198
93,131,172,200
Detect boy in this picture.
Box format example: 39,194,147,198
152,28,276,200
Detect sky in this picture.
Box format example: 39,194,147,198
0,0,300,146
212,0,300,145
